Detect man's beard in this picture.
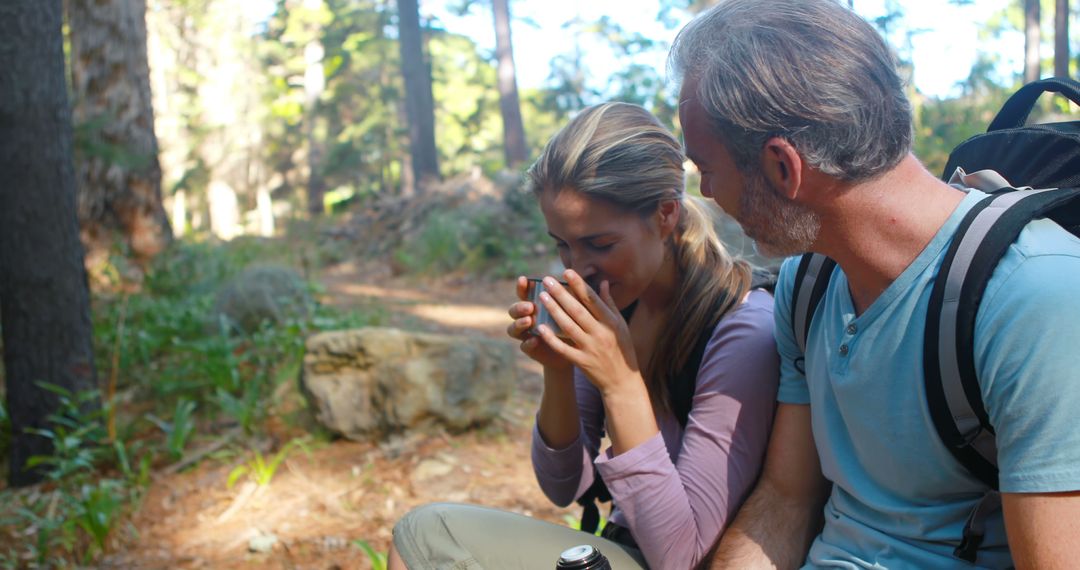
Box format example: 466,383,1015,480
738,170,821,258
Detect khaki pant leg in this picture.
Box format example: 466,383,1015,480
392,502,648,570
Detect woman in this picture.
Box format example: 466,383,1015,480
390,102,779,570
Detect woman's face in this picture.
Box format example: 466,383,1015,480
538,188,672,309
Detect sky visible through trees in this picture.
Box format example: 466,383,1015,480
418,0,1041,99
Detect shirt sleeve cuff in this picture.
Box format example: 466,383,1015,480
531,417,587,482
593,432,670,491
777,383,811,405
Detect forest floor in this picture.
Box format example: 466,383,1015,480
101,259,574,569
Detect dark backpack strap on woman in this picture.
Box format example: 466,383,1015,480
575,290,742,534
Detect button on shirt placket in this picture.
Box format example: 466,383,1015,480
839,323,857,356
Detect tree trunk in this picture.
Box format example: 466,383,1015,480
68,0,173,265
304,0,326,216
397,0,440,189
1056,0,1070,78
397,100,416,197
0,0,99,487
1025,0,1042,83
492,0,527,168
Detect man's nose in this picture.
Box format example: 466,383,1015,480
699,178,712,198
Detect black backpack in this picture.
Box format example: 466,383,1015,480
791,77,1080,563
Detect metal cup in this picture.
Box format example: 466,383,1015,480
526,278,569,339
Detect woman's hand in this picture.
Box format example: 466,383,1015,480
507,276,573,372
532,269,642,397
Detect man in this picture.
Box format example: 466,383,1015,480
670,0,1080,568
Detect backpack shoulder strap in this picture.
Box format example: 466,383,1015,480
924,186,1080,493
575,474,611,534
671,317,716,429
791,254,836,356
671,268,779,427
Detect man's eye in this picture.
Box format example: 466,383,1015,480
589,243,614,252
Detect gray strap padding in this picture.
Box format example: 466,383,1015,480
937,189,1054,467
947,167,1017,192
793,254,830,353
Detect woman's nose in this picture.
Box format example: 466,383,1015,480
565,252,594,277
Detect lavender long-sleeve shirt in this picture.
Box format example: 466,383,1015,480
531,290,779,570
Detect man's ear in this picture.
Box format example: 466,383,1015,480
760,137,803,200
657,198,680,239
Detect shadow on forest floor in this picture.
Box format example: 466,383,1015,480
98,259,560,569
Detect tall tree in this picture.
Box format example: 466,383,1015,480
492,0,527,167
397,0,441,190
1056,0,1070,77
0,0,99,486
68,0,173,264
302,0,328,215
1025,0,1042,83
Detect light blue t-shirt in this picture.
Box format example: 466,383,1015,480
775,189,1080,569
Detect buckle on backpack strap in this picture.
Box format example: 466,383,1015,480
954,491,1002,564
954,525,983,564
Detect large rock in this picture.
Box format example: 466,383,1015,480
301,328,516,439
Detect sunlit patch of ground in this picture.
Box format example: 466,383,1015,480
105,403,565,568
101,260,563,568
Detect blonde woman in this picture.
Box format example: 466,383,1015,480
389,102,779,570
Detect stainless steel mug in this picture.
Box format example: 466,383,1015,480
526,278,569,339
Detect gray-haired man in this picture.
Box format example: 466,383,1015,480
671,0,1080,568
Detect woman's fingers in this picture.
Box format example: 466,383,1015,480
599,280,619,314
534,323,581,362
562,270,614,324
507,277,535,341
508,300,534,320
516,275,529,301
506,315,533,340
540,277,599,338
538,286,588,342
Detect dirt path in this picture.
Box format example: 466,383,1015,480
106,262,575,569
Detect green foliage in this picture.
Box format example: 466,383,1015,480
392,210,468,274
912,81,1012,176
227,437,310,488
144,399,197,462
4,477,128,566
72,480,125,552
430,32,505,175
97,242,379,439
392,190,549,278
353,539,388,570
1,236,382,567
262,0,405,199
562,513,607,535
24,383,110,482
2,385,139,566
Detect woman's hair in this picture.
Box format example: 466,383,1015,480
525,102,752,416
669,0,912,181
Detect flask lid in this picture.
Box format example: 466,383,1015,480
558,545,596,564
